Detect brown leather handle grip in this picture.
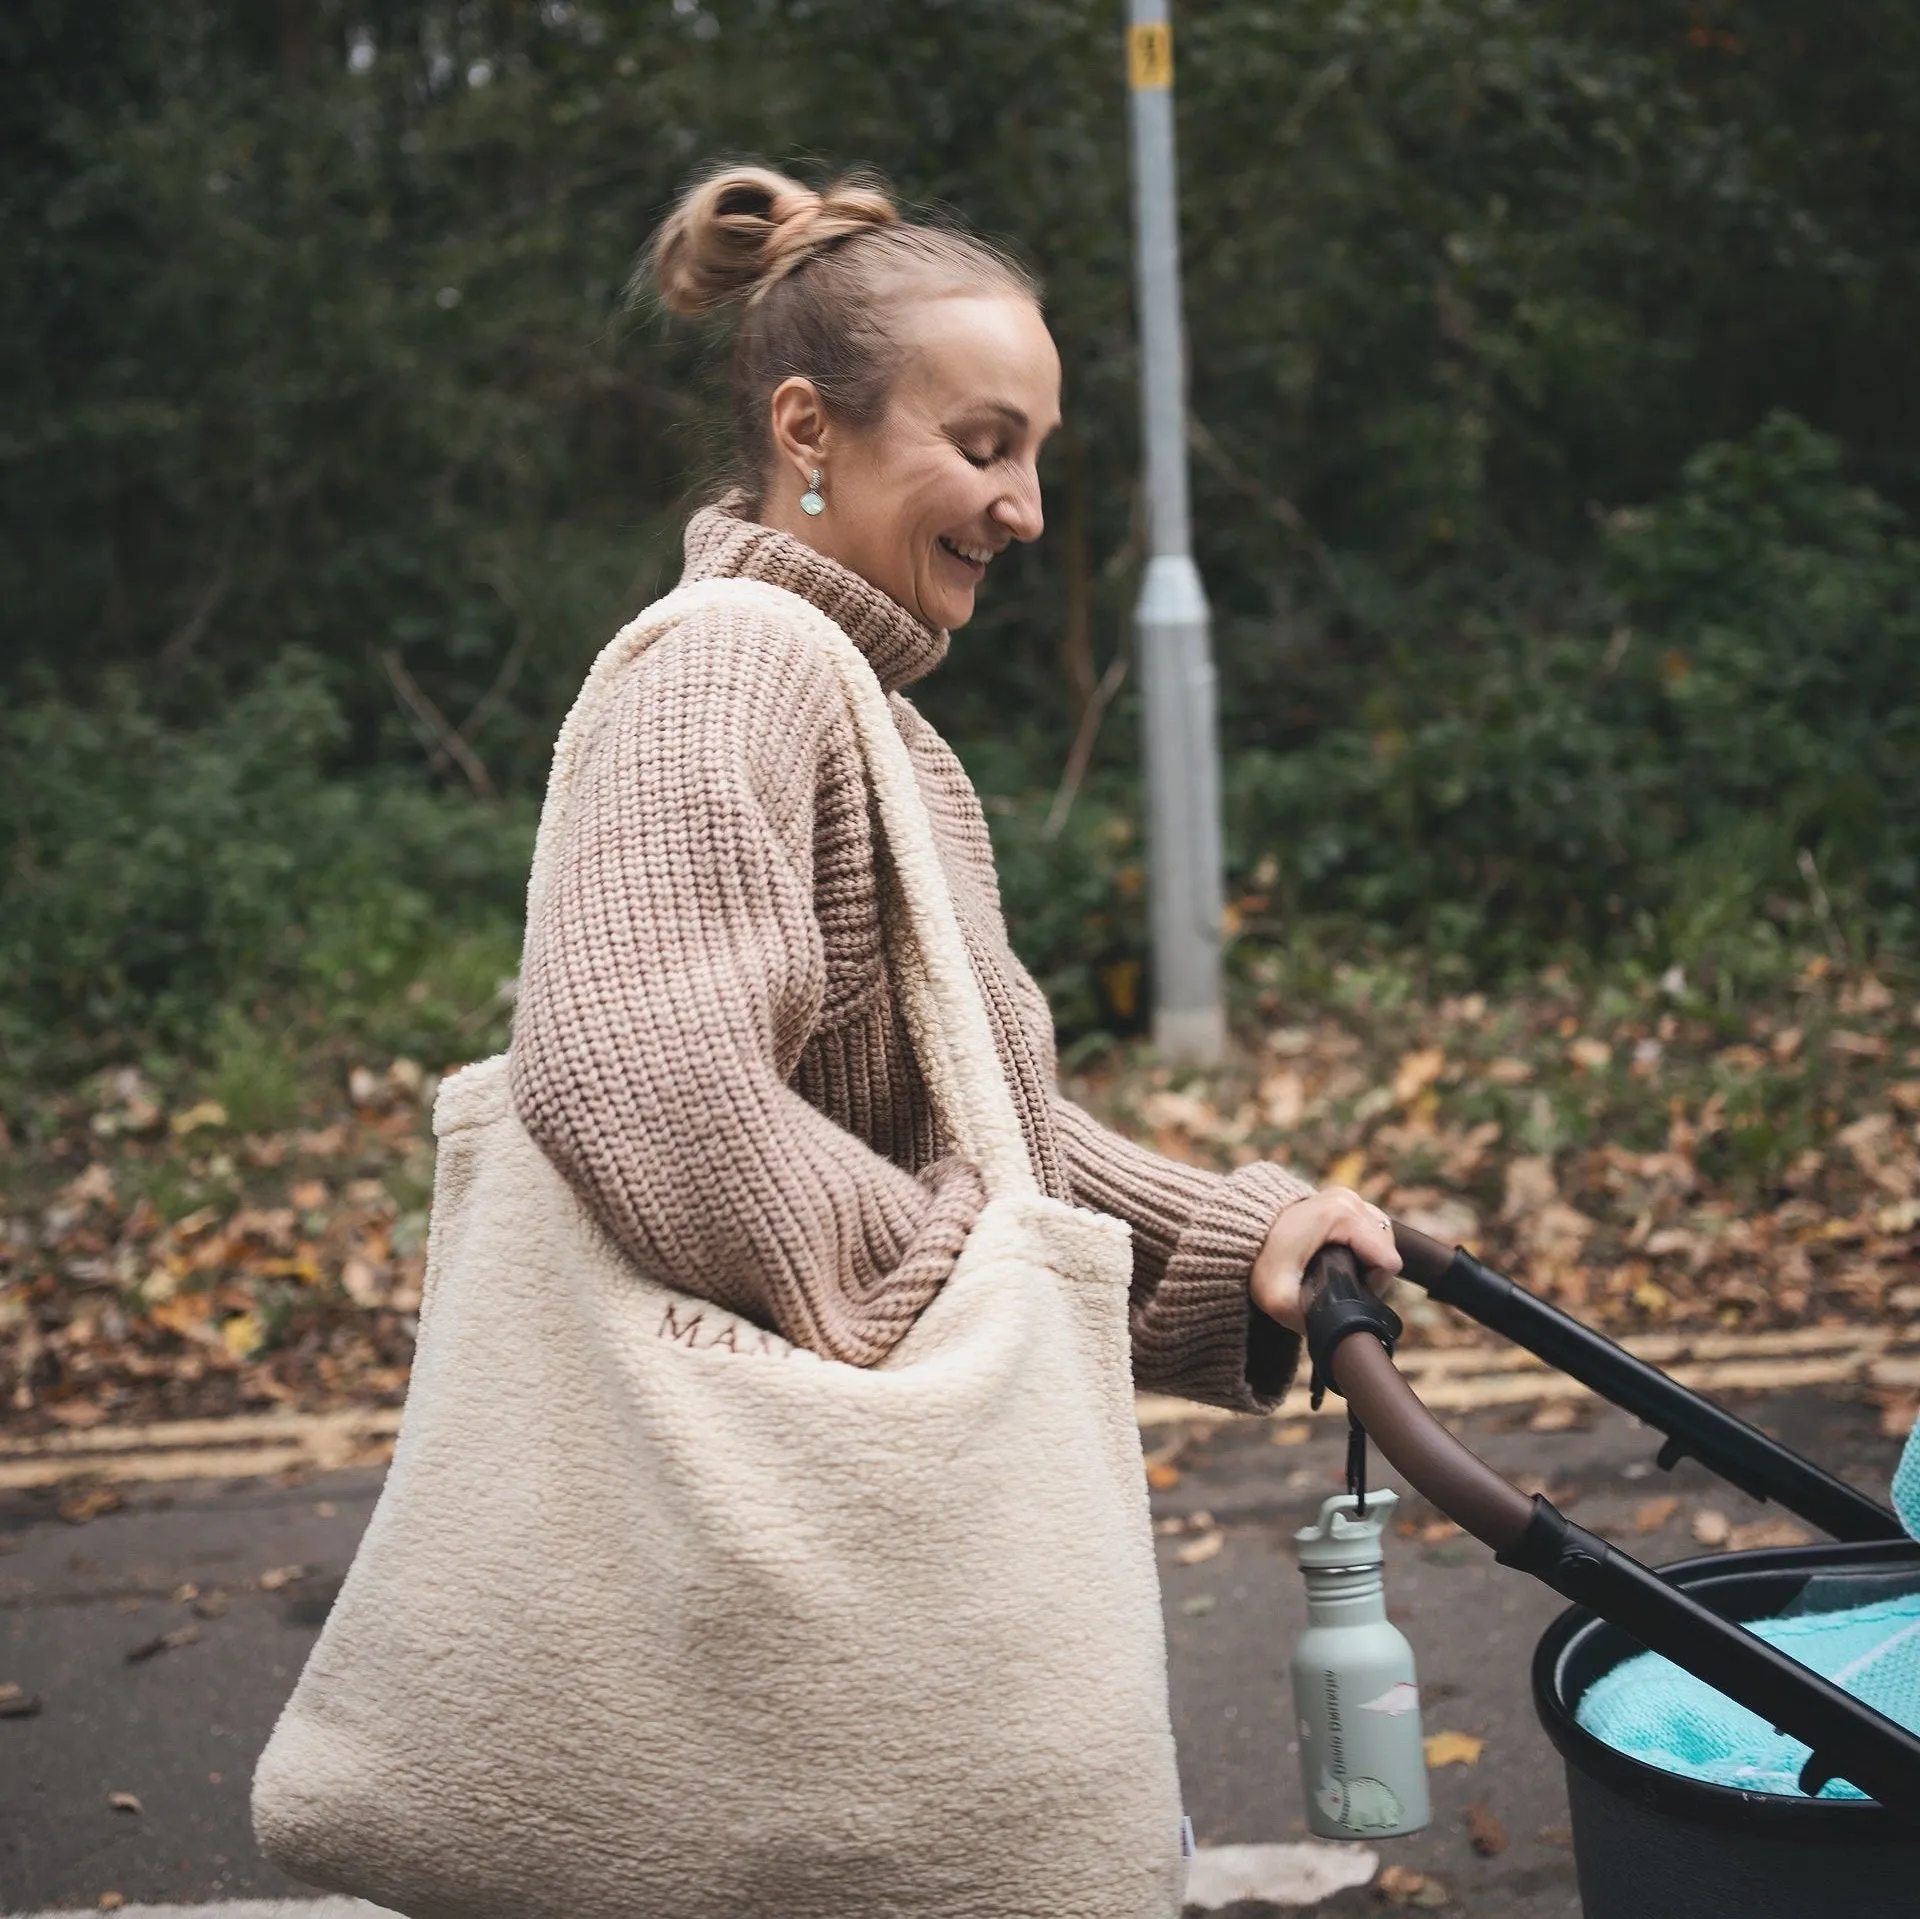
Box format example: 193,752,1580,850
1299,1237,1535,1554
1330,1334,1535,1553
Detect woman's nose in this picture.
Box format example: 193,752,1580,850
991,469,1045,542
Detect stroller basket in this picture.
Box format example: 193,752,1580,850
1298,1232,1920,1915
1535,1540,1920,1916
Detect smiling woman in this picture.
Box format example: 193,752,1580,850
647,165,1059,628
253,160,1403,1919
507,161,1393,1375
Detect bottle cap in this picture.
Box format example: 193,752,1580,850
1293,1488,1400,1570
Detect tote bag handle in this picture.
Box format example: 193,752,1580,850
522,578,1039,1204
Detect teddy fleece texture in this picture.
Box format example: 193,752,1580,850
253,579,1193,1917
507,498,1311,1406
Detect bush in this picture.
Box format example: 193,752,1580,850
1225,415,1920,982
0,655,533,1067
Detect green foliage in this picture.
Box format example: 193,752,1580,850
6,2,1920,1052
0,658,532,1066
955,747,1150,1041
1225,413,1920,981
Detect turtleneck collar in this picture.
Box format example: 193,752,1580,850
679,491,951,694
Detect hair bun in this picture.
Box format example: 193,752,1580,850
648,165,899,316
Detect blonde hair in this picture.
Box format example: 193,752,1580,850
639,164,1039,499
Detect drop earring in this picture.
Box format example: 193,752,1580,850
800,468,826,516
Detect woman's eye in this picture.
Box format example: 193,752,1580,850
961,446,998,470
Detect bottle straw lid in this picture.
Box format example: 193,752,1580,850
1294,1488,1400,1570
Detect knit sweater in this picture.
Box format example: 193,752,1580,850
509,497,1313,1411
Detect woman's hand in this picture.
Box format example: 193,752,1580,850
1249,1188,1402,1335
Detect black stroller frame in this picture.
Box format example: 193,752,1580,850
1300,1226,1920,1825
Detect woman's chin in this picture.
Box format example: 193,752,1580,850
926,580,979,630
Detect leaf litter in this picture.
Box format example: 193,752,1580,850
4,958,1919,1437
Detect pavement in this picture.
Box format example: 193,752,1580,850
1,1382,1904,1917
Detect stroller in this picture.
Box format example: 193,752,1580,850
1299,1225,1920,1919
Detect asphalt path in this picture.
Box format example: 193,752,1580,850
1,1387,1902,1916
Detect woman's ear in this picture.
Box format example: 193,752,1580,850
768,378,831,486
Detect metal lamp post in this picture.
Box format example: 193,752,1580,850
1125,0,1226,1065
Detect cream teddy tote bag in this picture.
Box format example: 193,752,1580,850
252,578,1187,1919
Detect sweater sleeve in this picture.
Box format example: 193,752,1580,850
1050,1095,1314,1412
509,621,984,1366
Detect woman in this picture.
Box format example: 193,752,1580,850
512,164,1400,1395
255,165,1404,1919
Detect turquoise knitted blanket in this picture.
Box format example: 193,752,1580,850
1575,1421,1920,1798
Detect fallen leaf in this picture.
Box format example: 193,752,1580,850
1419,1518,1462,1544
1174,1529,1225,1566
125,1625,200,1663
1146,1462,1182,1491
1393,1047,1447,1104
257,1564,306,1591
1568,1037,1612,1073
106,1791,142,1815
1423,1730,1485,1769
1260,1069,1307,1130
1465,1800,1507,1856
1691,1509,1731,1547
1179,1593,1216,1617
1270,1420,1312,1447
57,1483,124,1525
192,1590,229,1620
1830,1031,1889,1060
1841,975,1896,1016
100,1894,124,1912
147,1292,214,1339
60,1163,119,1209
1528,1399,1586,1433
1631,1277,1674,1316
1633,1496,1681,1535
1486,1056,1534,1084
1378,1864,1451,1908
0,1682,43,1719
1726,1518,1811,1552
47,1401,109,1430
1324,1149,1367,1189
1536,1824,1573,1850
220,1312,265,1360
1501,1155,1558,1219
169,1100,228,1138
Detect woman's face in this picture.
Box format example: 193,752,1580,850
770,294,1063,631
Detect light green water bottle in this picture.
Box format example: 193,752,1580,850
1291,1488,1432,1840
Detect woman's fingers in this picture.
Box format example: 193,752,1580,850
1312,1188,1402,1282
1248,1187,1402,1334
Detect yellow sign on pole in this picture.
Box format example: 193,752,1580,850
1128,21,1173,90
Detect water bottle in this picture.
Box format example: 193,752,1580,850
1290,1488,1431,1840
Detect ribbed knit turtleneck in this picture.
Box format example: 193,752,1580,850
509,499,1313,1405
681,494,950,693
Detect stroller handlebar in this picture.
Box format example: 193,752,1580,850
1386,1226,1903,1544
1301,1244,1920,1819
